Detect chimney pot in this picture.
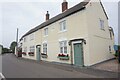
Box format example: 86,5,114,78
46,11,49,21
62,0,68,12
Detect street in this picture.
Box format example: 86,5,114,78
2,54,118,78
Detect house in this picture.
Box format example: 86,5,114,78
20,0,115,66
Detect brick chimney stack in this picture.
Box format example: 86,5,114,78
46,11,50,21
62,0,68,12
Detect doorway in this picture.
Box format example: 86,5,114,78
74,43,84,66
36,45,41,61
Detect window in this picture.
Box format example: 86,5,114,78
99,19,104,30
29,46,35,53
60,20,66,31
110,31,112,40
24,37,27,42
59,41,67,54
44,28,48,36
43,43,47,54
29,34,34,41
109,46,112,53
24,47,27,53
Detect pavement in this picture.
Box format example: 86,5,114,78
90,59,119,72
2,54,119,78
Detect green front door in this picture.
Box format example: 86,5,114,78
36,46,41,61
74,43,84,66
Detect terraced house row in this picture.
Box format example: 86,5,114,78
19,0,115,66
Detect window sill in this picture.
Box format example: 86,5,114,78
44,35,48,37
100,29,105,31
59,30,67,33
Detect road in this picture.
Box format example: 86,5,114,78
2,54,118,78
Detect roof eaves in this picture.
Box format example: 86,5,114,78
100,1,109,20
21,1,90,39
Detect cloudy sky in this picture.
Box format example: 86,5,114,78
0,0,118,48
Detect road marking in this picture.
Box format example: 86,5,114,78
0,73,5,79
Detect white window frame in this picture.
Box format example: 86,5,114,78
24,47,27,53
24,37,27,42
44,28,48,36
59,20,67,32
109,46,112,53
99,19,105,30
29,34,34,41
43,43,47,54
29,46,35,53
59,41,67,54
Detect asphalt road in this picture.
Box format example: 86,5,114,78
2,54,118,78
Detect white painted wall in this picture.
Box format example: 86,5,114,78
21,1,115,66
85,0,115,66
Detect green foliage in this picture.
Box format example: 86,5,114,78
118,45,120,49
10,41,17,53
2,47,10,54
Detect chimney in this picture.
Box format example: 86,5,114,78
46,11,50,21
62,0,68,12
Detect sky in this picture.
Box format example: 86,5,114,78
0,0,119,48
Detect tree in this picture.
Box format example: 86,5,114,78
10,41,17,53
2,47,10,54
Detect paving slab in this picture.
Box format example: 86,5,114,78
90,59,119,72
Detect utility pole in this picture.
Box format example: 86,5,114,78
16,28,19,56
16,28,19,43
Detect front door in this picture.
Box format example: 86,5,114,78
36,46,41,61
74,43,84,66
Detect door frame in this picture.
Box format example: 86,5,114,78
36,45,41,61
72,41,84,66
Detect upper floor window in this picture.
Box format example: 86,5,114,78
59,41,67,54
44,28,48,36
99,19,104,30
29,46,35,53
29,34,34,41
60,20,66,31
43,43,47,54
24,37,27,42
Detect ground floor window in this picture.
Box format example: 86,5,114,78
29,46,35,53
109,46,112,53
24,47,27,53
59,41,67,54
43,43,47,54
22,47,27,56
